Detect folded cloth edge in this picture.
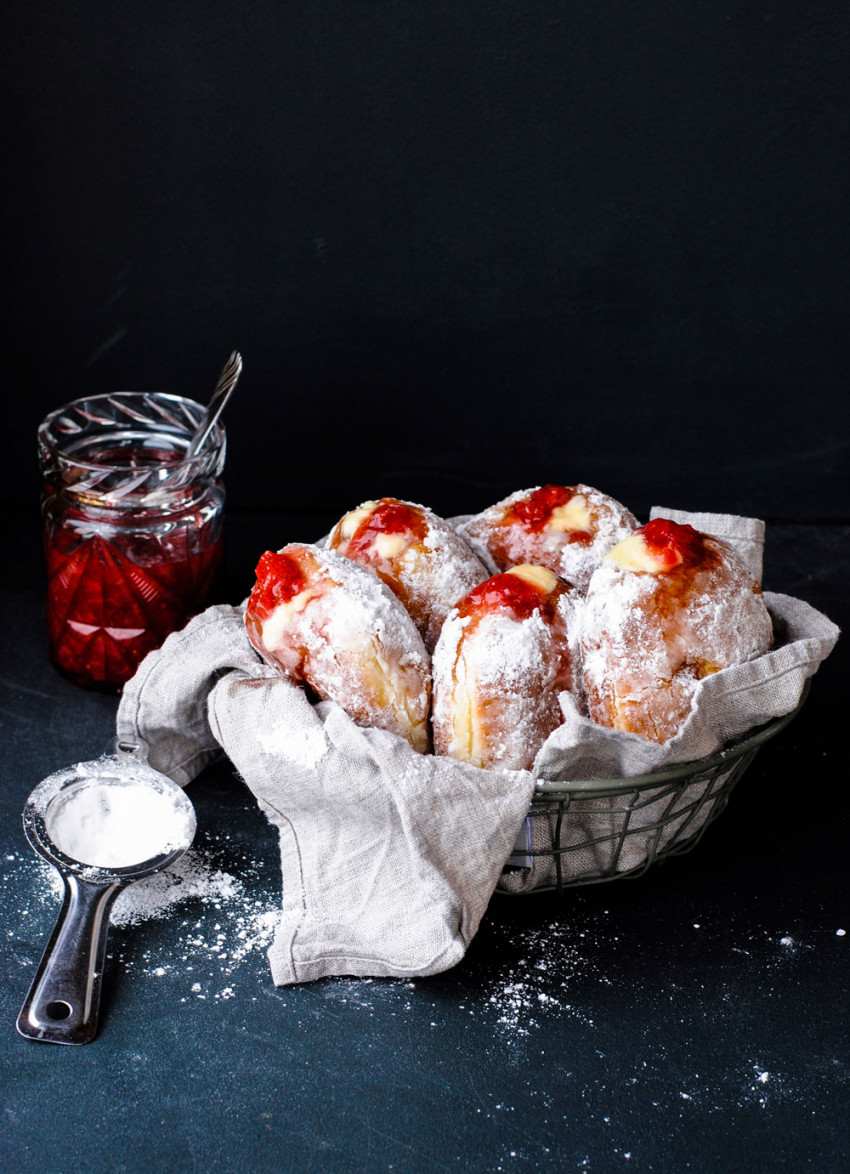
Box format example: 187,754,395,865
114,509,839,984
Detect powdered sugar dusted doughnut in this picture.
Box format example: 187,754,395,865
432,565,582,771
328,497,489,651
246,543,432,753
581,519,774,744
459,484,638,592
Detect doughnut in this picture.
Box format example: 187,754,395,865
432,564,581,771
328,497,489,651
580,518,774,743
458,484,638,592
245,543,432,753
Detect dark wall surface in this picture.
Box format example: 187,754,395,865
2,2,848,520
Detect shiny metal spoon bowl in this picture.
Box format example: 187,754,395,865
17,756,196,1045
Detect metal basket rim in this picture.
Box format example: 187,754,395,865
532,679,810,799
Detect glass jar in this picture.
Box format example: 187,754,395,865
38,392,226,692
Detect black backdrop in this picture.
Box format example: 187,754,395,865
2,2,848,522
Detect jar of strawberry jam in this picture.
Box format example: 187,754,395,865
38,392,226,691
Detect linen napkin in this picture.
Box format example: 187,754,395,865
116,509,838,971
116,607,536,985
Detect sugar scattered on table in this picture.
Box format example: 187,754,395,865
13,841,278,1002
108,851,242,927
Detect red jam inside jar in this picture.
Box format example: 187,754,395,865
38,393,226,692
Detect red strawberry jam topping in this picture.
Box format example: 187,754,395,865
504,485,593,545
249,550,307,617
458,572,554,622
640,518,705,569
347,499,427,556
506,485,573,531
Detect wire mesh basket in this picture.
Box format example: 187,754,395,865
497,684,809,895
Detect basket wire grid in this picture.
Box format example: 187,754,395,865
498,684,809,895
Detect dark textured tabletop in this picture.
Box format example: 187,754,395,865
1,508,847,1173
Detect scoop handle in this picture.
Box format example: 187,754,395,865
17,873,122,1045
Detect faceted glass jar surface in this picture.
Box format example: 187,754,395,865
38,392,226,691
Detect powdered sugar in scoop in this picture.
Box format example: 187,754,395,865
46,779,194,869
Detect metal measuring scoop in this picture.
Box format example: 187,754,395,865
17,756,196,1046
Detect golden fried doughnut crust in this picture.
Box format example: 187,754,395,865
329,497,489,651
432,565,581,771
459,484,638,592
246,542,432,753
580,519,774,744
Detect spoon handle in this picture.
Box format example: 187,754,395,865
186,350,242,456
17,874,123,1045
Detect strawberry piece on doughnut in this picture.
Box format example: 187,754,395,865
328,497,488,650
581,521,774,743
432,564,581,771
458,484,638,592
604,517,704,573
246,542,432,753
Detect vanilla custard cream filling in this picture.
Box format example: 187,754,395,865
449,649,486,768
338,502,377,540
372,531,409,560
547,494,592,533
604,532,678,573
261,588,318,650
338,629,427,748
506,564,559,592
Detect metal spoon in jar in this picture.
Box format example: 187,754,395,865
186,350,243,457
16,757,196,1045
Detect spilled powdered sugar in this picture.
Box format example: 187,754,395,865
282,902,849,1132
7,838,279,1001
8,834,847,1168
116,848,280,988
481,919,605,1035
110,851,245,927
